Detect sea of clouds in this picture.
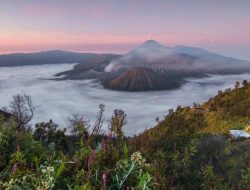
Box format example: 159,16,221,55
1,63,250,136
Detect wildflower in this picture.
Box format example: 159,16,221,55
42,169,46,173
9,179,14,185
13,163,17,176
108,132,112,144
131,151,143,162
91,149,96,161
102,172,107,190
130,152,150,167
46,166,54,173
87,157,91,176
102,136,106,152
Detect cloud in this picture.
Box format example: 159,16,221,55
1,63,250,136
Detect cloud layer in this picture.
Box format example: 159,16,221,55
1,64,250,135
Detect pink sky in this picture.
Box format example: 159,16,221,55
0,0,250,60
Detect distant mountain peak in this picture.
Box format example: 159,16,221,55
140,40,165,49
143,39,161,45
129,40,168,54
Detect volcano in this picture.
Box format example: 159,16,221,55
55,40,250,91
104,67,183,91
105,40,250,74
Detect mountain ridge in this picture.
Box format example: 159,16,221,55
0,50,119,67
2,40,250,92
100,40,250,91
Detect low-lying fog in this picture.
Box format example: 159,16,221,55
1,63,250,136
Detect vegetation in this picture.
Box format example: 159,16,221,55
1,81,250,189
132,80,250,189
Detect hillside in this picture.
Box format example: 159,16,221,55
131,80,250,188
138,80,250,137
134,81,250,152
205,80,250,117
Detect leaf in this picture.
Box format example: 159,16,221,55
139,172,152,190
123,144,128,159
96,142,102,152
56,162,65,178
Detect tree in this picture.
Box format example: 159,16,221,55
193,102,197,108
34,120,68,153
90,104,105,137
68,114,89,136
68,114,89,150
201,164,226,190
234,81,240,89
242,80,248,87
176,105,182,111
8,92,36,131
168,109,174,115
217,90,223,95
109,109,127,144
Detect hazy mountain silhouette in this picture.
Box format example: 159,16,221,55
2,40,250,91
0,50,118,67
105,40,250,74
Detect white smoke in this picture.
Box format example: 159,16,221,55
104,61,120,72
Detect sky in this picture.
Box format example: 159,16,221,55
0,0,250,60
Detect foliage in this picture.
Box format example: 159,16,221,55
1,82,250,189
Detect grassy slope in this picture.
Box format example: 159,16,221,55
143,82,250,140
131,81,250,187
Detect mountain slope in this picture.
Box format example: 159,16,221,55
0,50,119,67
205,81,250,117
104,67,183,91
55,54,120,80
136,80,250,145
131,80,250,188
105,40,250,74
